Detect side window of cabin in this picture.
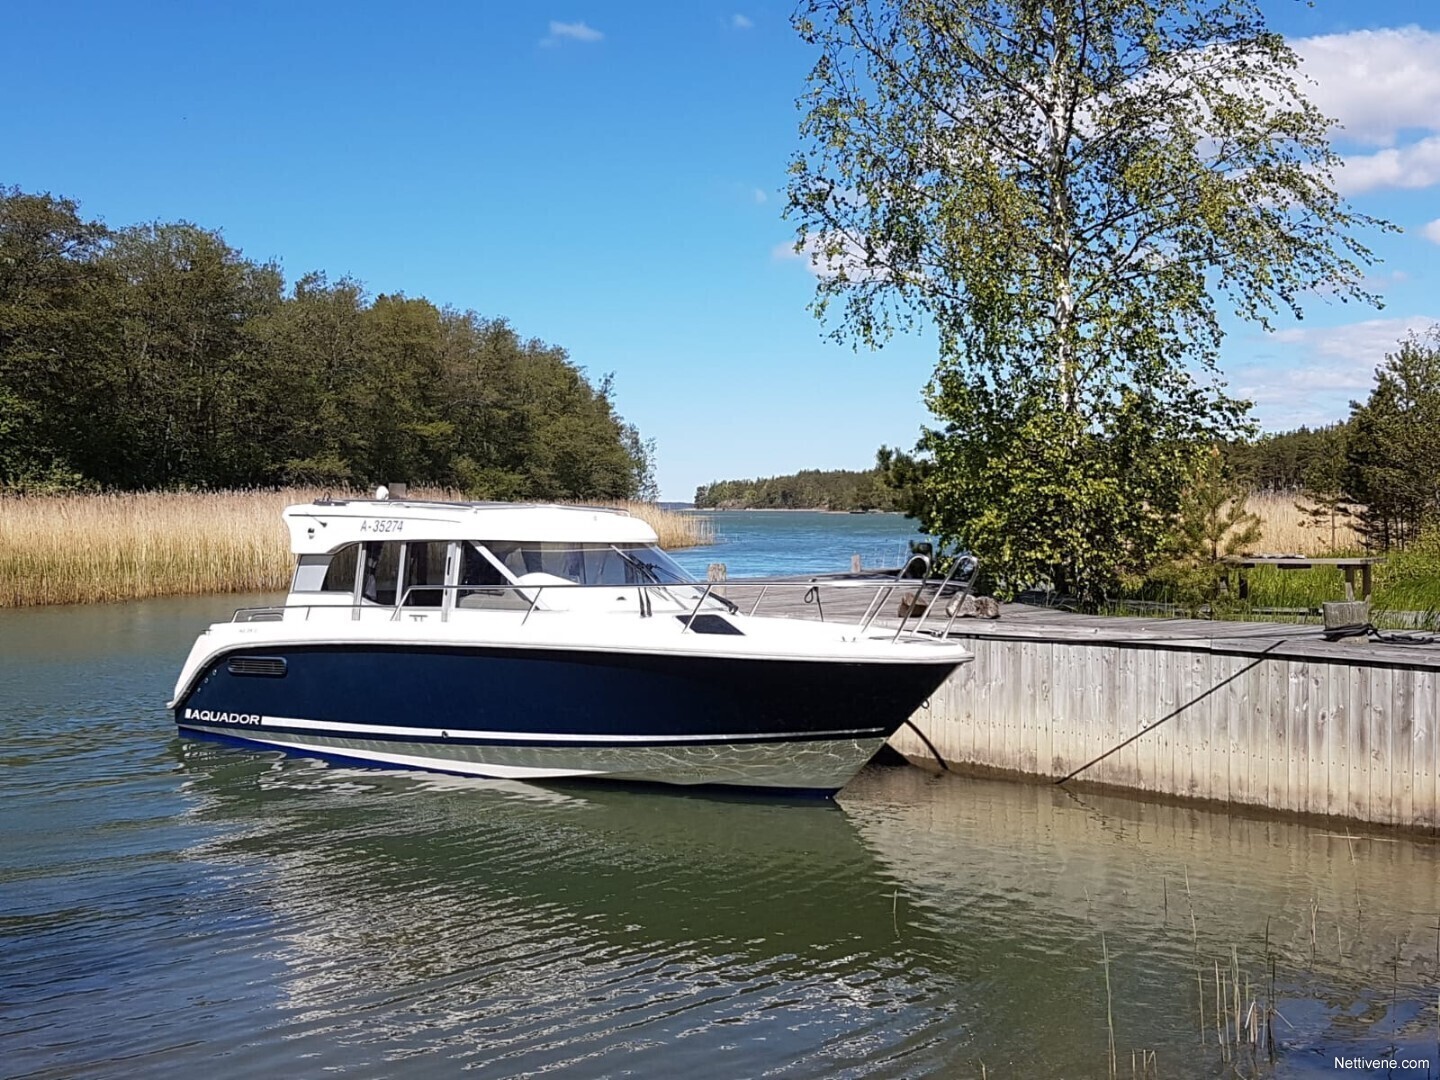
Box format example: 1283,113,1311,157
460,542,503,591
457,542,528,609
291,544,360,593
291,555,330,593
320,544,360,593
487,542,526,579
402,542,450,607
361,541,402,605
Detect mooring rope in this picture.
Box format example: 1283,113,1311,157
1053,619,1440,785
902,716,951,772
1055,638,1289,786
1324,622,1440,646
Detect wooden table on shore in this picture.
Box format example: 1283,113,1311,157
1224,556,1384,602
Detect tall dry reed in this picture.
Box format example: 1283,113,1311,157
0,489,713,608
607,500,714,549
1246,492,1361,556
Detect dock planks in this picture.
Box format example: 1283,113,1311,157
731,578,1440,830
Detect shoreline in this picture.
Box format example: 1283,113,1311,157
689,507,908,515
0,490,711,609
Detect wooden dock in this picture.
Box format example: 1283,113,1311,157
728,578,1440,832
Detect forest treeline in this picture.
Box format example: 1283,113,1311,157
695,468,897,511
0,187,655,499
693,446,928,512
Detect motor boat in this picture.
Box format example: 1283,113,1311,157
170,496,974,794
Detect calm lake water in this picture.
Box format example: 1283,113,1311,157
4,587,1440,1076
668,511,931,578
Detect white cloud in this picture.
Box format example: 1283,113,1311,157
1422,219,1440,245
732,13,754,30
542,20,603,46
1233,315,1440,425
1235,364,1372,401
1295,27,1440,147
1269,315,1440,364
752,187,767,204
1335,134,1440,195
1284,27,1440,192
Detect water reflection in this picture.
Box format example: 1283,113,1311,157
167,746,950,1078
849,768,1440,1077
4,591,1440,1078
168,748,1440,1077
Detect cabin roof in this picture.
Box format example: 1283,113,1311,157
282,499,660,554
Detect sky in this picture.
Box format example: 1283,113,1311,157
4,2,1439,501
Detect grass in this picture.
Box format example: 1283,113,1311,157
0,489,714,608
1229,502,1440,622
1133,562,1440,627
1134,493,1440,623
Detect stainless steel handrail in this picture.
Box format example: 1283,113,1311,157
901,554,976,641
230,564,981,636
857,553,931,634
682,583,716,632
937,556,982,637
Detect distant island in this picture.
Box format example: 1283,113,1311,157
695,449,931,513
695,466,902,512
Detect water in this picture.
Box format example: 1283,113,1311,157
668,511,930,578
5,593,1440,1077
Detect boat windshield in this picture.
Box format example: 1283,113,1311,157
483,542,695,587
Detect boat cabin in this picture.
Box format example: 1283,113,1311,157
280,499,696,617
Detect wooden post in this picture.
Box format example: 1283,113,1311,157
851,553,862,574
1323,601,1370,636
706,563,728,598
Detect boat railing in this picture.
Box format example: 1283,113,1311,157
229,556,980,640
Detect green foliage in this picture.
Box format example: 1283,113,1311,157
1344,330,1440,549
1218,332,1440,559
874,445,931,518
0,187,110,485
0,188,655,500
1148,448,1263,616
695,464,903,511
787,0,1386,606
1376,525,1440,619
1224,424,1350,496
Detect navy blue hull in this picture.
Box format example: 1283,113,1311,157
175,644,955,747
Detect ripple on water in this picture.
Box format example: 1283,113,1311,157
5,595,1440,1077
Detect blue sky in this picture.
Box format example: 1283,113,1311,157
4,2,1439,500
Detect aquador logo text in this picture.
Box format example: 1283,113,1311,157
185,708,261,726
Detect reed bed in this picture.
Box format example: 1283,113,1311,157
1246,492,1361,556
1151,493,1440,619
610,500,714,549
1090,880,1423,1078
0,489,713,608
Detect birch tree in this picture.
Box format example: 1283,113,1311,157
787,0,1386,601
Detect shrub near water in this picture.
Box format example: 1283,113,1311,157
0,491,713,608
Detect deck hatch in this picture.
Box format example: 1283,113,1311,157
227,656,288,677
676,614,744,636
